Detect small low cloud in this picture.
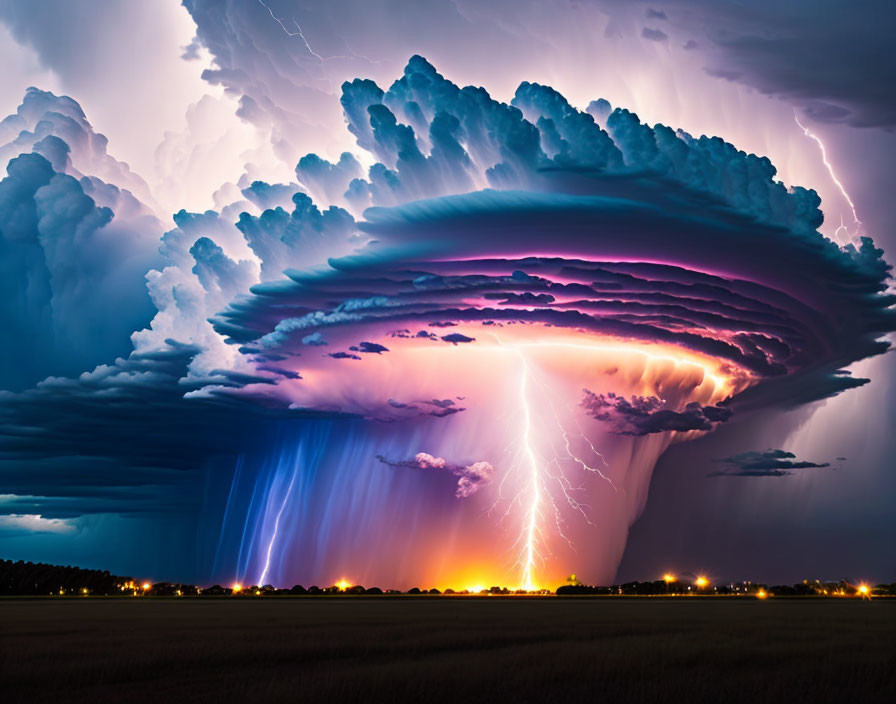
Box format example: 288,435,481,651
302,332,328,346
642,27,668,42
710,449,831,477
377,452,494,498
0,513,76,534
328,351,361,360
441,333,476,344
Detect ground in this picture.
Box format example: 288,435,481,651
2,597,893,702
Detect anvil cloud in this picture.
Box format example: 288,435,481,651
0,53,893,588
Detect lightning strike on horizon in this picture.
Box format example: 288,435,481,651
794,112,862,239
517,350,541,592
488,341,619,590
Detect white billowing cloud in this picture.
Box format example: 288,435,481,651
411,453,495,498
0,513,76,534
0,0,214,184
153,93,295,215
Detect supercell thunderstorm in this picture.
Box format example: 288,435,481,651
1,57,894,589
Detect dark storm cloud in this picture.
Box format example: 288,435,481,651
0,148,159,391
1,55,894,525
647,0,896,129
209,57,895,414
641,27,668,42
0,342,343,518
328,351,361,360
357,341,389,354
582,391,732,436
710,449,831,477
441,333,475,345
174,0,896,132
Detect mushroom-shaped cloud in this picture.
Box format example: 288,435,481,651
201,57,895,589
1,58,893,591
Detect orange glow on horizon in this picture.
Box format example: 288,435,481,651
267,324,755,593
695,576,709,588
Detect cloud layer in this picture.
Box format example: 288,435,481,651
0,55,892,527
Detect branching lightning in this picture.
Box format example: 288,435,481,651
485,339,617,590
255,0,379,83
794,111,862,240
256,0,337,79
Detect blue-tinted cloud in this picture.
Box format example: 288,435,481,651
710,449,831,477
0,55,892,530
0,150,160,390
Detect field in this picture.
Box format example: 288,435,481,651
2,597,894,703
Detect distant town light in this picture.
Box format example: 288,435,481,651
663,574,676,583
232,583,242,593
141,582,151,591
756,589,768,599
695,576,709,588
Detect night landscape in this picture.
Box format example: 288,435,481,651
1,1,894,701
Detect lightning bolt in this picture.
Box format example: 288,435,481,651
794,111,862,240
484,339,617,591
481,336,735,589
256,0,335,79
516,349,541,591
255,0,379,81
256,456,299,586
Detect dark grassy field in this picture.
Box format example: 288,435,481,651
2,597,893,703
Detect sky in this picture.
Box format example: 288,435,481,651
0,0,893,589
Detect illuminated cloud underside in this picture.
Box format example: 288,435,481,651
1,56,894,588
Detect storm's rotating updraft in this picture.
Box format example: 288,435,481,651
4,57,894,589
195,58,893,589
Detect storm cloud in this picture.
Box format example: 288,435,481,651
0,55,892,532
710,449,831,477
582,391,732,436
